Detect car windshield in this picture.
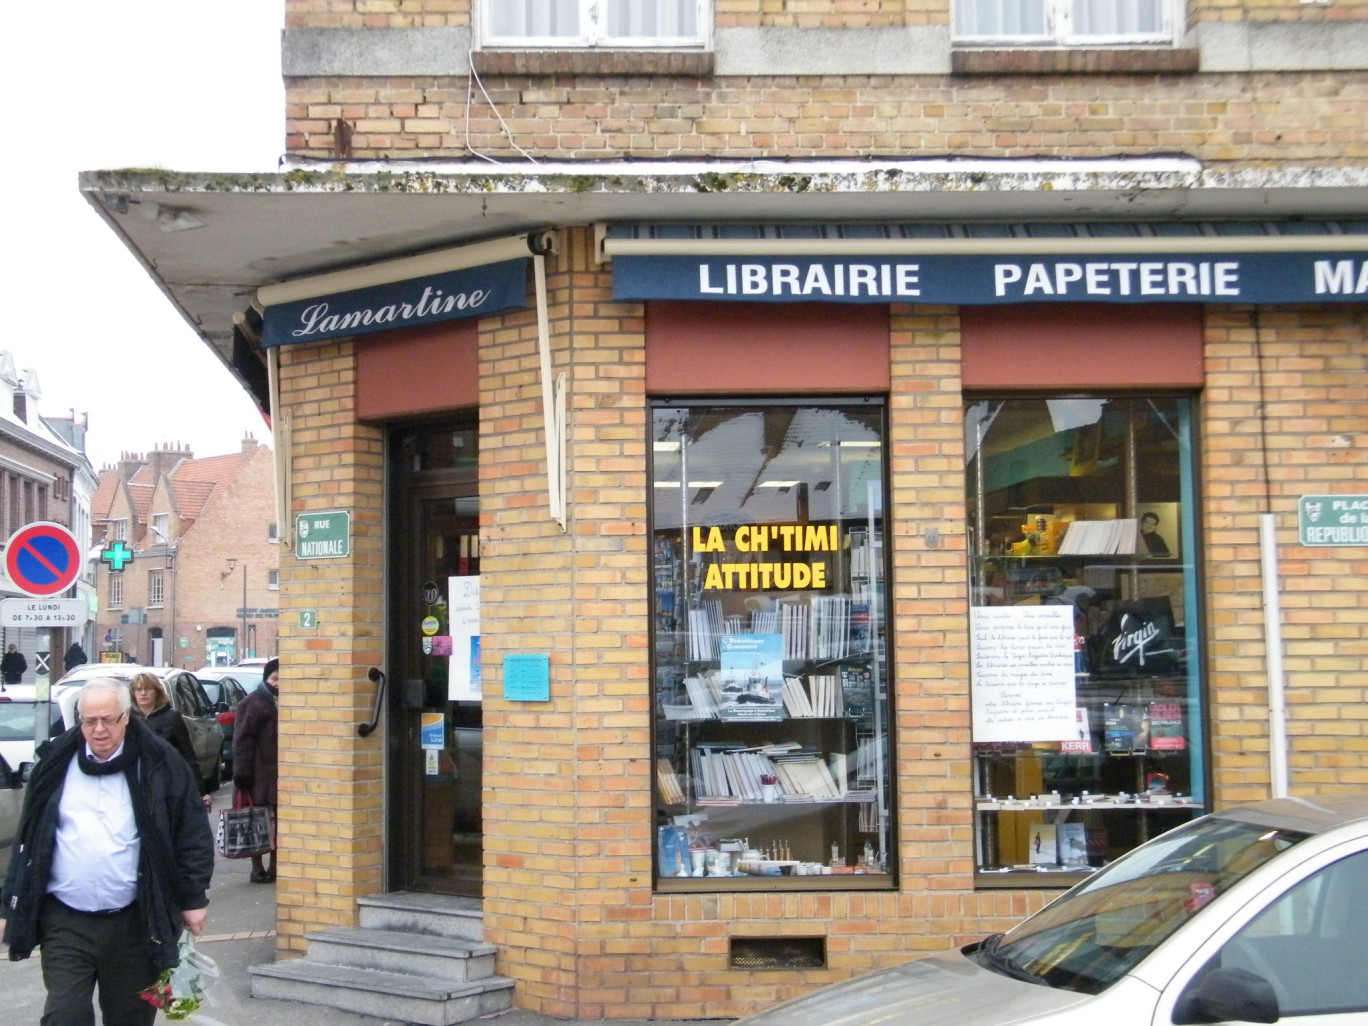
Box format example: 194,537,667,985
0,699,40,740
972,815,1309,995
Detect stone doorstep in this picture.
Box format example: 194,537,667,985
248,961,515,1026
305,927,497,981
356,892,486,943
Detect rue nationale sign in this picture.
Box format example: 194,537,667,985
295,510,351,560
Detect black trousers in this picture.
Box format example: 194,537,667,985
39,896,157,1026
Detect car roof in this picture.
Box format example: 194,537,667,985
1211,793,1368,836
0,685,42,700
55,664,188,686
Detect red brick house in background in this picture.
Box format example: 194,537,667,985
91,436,278,668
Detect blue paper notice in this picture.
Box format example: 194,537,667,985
503,653,550,702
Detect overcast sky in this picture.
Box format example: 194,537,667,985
3,1,284,470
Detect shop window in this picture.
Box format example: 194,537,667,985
966,396,1205,887
481,0,708,48
651,399,893,890
954,0,1178,45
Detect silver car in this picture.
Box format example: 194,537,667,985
52,665,225,793
734,793,1367,1026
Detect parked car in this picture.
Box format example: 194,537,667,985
199,663,265,693
52,665,225,793
193,672,250,778
0,753,23,880
733,793,1368,1026
0,685,64,781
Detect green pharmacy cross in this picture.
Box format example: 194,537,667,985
101,541,135,572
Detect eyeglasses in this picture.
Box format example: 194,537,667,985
79,712,127,729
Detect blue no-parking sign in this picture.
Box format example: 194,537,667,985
5,522,82,597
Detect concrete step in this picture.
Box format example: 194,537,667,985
248,960,515,1026
356,891,485,942
304,927,496,982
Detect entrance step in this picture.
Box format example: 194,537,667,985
248,959,514,1026
357,891,485,942
248,893,513,1025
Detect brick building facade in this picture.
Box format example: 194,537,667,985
83,0,1364,1019
91,438,279,670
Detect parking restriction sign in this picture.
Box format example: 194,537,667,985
5,522,82,597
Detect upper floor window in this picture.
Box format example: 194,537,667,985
267,522,279,543
152,513,170,543
113,519,129,541
149,569,165,607
954,0,1176,45
481,0,707,48
110,573,124,609
268,569,280,591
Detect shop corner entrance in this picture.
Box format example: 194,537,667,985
387,419,483,897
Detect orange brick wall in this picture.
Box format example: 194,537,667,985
1201,305,1368,804
284,73,1364,164
273,340,388,954
282,0,1368,27
266,222,1366,1018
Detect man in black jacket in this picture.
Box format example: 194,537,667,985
1,644,26,687
1,678,214,1025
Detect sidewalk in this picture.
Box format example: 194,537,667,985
1,790,728,1026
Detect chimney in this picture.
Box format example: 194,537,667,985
117,451,149,484
242,432,259,454
147,441,193,481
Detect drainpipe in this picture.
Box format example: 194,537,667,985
1259,514,1288,799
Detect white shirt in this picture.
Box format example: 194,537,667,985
47,742,141,912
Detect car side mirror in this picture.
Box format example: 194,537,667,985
1176,967,1279,1025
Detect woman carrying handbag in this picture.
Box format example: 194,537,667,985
232,658,279,883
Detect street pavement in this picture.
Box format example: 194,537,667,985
2,789,730,1026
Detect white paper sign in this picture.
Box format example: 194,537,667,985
970,605,1078,742
448,575,481,701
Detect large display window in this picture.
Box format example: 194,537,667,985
651,399,894,890
966,395,1206,887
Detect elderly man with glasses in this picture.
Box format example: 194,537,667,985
1,678,214,1025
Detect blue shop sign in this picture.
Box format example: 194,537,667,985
612,251,1367,306
262,258,529,348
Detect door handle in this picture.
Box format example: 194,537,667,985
357,667,387,737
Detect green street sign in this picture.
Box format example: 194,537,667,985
295,510,351,560
1298,494,1368,546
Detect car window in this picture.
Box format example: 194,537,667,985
978,816,1309,995
0,700,62,740
172,675,210,716
1215,850,1368,1016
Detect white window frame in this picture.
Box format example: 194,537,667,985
953,0,1179,46
113,518,128,541
479,0,710,49
110,574,124,609
267,569,280,591
152,513,170,542
149,569,165,608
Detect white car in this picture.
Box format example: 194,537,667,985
0,685,64,780
733,793,1367,1026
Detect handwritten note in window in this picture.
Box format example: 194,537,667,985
971,606,1077,743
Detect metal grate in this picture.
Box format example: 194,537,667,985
729,936,826,970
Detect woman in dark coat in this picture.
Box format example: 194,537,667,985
130,672,211,805
233,658,279,882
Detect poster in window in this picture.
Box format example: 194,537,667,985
971,605,1078,743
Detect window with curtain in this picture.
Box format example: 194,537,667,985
954,0,1175,44
481,0,707,47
